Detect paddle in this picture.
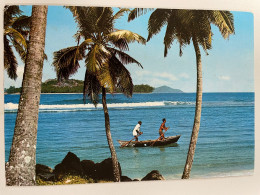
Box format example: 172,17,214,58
151,127,170,146
120,133,143,148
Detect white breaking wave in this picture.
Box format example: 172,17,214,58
5,101,194,112
164,101,195,106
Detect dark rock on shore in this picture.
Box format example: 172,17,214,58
35,152,165,183
141,170,165,181
94,158,122,181
53,152,83,180
121,176,132,182
51,152,122,181
36,164,55,181
81,160,95,178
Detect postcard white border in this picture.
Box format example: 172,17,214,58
1,0,259,194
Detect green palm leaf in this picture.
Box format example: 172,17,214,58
108,30,146,45
85,44,111,74
4,35,18,80
98,63,116,93
109,56,134,97
128,8,154,22
12,15,30,37
113,8,130,20
108,48,143,68
83,71,101,106
4,5,29,80
109,38,129,51
5,27,27,52
208,11,235,39
53,46,84,80
4,5,22,28
95,7,114,35
12,39,27,63
163,10,191,57
147,9,171,41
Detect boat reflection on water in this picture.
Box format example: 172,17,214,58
118,135,181,147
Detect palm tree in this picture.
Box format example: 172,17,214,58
129,9,234,179
6,5,48,186
4,5,30,80
53,6,146,182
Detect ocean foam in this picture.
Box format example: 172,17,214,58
5,101,171,112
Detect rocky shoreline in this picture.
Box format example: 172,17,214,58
36,152,165,184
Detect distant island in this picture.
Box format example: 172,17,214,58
4,79,183,94
153,85,183,93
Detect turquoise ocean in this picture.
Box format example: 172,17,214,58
4,92,254,180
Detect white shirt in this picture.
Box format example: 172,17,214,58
133,124,141,136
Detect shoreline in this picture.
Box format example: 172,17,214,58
4,92,255,95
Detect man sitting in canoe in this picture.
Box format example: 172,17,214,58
133,121,143,141
159,118,169,140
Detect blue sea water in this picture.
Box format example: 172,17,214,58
4,93,254,180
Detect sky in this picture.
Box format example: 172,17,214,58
4,6,254,92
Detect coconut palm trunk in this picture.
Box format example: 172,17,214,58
6,5,48,186
101,87,121,182
129,8,234,180
182,36,203,179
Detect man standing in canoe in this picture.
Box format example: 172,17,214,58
133,121,143,141
159,118,169,140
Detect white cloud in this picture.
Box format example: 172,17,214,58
17,65,25,78
179,73,190,79
154,72,178,81
133,70,178,87
146,78,171,87
135,70,178,82
218,76,230,81
135,70,151,77
4,66,24,88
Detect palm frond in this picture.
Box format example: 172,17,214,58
97,63,116,93
113,8,130,20
12,39,27,63
66,6,97,38
4,35,18,80
12,15,31,34
4,5,22,28
108,30,146,45
96,7,114,34
53,46,85,80
192,11,212,52
209,11,235,39
147,9,171,41
109,38,129,51
163,14,178,57
5,27,27,51
108,48,143,68
128,8,154,22
85,44,111,74
163,10,191,57
66,6,114,39
109,56,134,97
83,70,101,106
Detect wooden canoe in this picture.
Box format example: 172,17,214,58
118,135,181,147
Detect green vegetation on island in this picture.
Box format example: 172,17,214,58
153,85,183,93
133,84,154,93
5,79,155,94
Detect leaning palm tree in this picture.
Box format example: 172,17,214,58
4,5,30,80
53,6,146,182
6,5,48,186
129,9,234,179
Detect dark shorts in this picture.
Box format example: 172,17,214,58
159,130,163,136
